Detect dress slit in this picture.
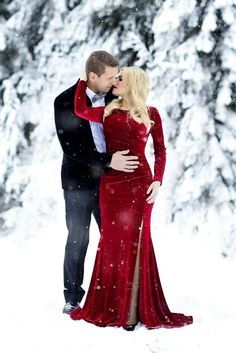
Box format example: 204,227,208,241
127,220,143,325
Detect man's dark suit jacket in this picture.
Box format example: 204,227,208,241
54,81,115,190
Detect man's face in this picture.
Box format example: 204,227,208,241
89,66,119,93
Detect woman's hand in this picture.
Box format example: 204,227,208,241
146,181,161,204
80,70,87,81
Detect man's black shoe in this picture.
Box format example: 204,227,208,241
62,302,80,314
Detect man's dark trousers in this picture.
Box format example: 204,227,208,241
63,182,101,304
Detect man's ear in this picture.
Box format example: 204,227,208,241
88,72,98,81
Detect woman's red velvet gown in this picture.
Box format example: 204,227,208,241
70,80,193,329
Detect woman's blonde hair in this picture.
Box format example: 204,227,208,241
104,67,153,130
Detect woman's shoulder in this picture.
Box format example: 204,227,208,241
148,106,159,112
148,106,161,120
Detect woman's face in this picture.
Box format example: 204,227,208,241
112,71,127,97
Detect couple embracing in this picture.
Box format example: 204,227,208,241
54,50,192,330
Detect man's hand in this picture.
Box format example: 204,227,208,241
110,150,139,172
146,181,161,203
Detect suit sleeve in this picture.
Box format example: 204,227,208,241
54,96,112,170
149,107,167,185
74,80,105,123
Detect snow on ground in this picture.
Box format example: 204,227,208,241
0,202,235,353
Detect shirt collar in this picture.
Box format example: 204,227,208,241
86,86,106,104
86,86,97,101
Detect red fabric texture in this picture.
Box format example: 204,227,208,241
70,80,193,329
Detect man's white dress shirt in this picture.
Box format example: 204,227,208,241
86,87,106,153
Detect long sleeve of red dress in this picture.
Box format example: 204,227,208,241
74,80,105,123
149,107,167,185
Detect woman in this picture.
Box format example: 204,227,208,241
70,67,193,330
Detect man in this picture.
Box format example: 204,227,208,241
54,51,139,314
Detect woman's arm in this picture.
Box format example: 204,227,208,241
74,80,105,123
149,107,167,185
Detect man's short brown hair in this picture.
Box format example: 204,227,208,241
86,51,119,77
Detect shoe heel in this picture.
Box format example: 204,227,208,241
123,324,136,331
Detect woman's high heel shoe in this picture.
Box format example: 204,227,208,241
123,324,136,331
